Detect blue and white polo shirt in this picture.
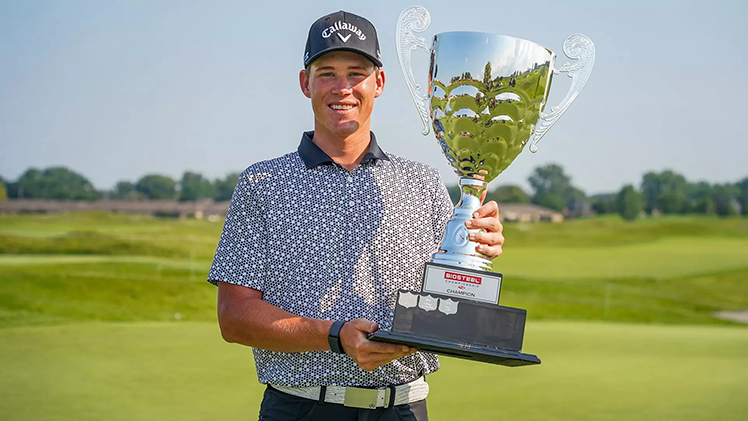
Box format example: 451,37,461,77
208,131,453,387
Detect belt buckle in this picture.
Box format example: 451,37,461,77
343,387,388,409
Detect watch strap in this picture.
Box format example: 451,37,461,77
328,321,346,354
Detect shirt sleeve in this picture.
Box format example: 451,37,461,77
207,172,267,291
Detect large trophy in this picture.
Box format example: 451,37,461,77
370,6,595,366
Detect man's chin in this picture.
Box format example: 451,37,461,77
330,123,361,138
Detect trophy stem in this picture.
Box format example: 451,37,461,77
431,178,492,271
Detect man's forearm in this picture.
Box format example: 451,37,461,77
217,285,333,352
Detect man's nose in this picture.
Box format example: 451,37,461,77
332,77,353,94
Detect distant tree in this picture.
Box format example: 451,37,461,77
486,185,530,204
685,181,713,214
737,177,748,216
695,195,717,215
213,172,241,202
135,174,176,200
14,167,100,200
179,171,215,202
710,184,740,217
528,163,585,210
0,179,7,200
483,61,493,85
616,185,642,221
590,193,617,214
534,194,565,212
641,170,688,214
110,181,143,200
5,182,18,198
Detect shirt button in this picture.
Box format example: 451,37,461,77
346,176,353,184
349,200,355,207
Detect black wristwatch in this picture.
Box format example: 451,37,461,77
328,321,347,354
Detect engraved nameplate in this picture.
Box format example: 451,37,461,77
422,262,501,304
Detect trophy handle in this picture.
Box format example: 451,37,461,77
396,5,432,135
528,33,595,153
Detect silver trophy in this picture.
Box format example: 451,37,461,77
371,6,594,366
399,5,595,274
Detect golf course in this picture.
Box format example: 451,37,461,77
1,212,747,420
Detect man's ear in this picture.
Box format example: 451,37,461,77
299,69,311,98
374,68,385,98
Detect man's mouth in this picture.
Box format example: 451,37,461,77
329,104,355,111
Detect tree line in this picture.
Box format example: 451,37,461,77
0,167,239,202
443,165,746,221
1,165,746,221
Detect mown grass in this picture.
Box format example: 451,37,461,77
0,321,746,420
0,262,215,327
0,231,182,257
500,213,748,247
0,212,220,259
0,212,747,420
1,212,747,327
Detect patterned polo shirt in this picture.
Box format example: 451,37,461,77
208,131,453,387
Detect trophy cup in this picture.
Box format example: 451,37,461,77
370,6,595,366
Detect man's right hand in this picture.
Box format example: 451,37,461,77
339,319,417,371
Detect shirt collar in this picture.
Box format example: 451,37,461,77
298,131,390,169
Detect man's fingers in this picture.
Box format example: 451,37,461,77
348,318,378,334
364,341,414,355
466,216,502,232
472,200,499,218
468,231,504,246
340,318,418,371
359,354,412,372
354,346,417,371
467,227,504,259
476,243,503,258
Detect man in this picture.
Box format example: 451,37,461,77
208,10,505,421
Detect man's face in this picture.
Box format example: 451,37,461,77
300,51,385,140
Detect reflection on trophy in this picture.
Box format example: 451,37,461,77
370,6,595,365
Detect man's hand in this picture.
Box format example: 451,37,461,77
339,319,416,372
465,200,505,259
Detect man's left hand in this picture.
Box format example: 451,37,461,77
464,200,504,260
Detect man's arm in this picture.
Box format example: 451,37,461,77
217,281,415,371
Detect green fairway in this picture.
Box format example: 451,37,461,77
3,213,747,327
499,237,748,280
1,212,747,419
0,321,745,420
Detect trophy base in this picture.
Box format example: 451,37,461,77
369,330,540,366
370,290,541,367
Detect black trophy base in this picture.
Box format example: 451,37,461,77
370,330,540,366
370,290,540,367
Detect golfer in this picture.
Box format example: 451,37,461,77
208,10,505,421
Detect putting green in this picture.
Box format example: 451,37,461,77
0,321,745,420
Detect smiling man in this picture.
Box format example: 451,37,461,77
208,10,505,421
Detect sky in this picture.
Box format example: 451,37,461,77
1,0,747,195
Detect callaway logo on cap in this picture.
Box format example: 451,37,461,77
304,10,382,68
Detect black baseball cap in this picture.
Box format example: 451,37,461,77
304,11,382,68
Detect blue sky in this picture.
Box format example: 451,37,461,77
1,0,746,194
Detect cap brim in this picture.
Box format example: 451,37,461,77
305,46,382,68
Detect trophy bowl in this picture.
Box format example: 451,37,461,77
396,6,595,272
